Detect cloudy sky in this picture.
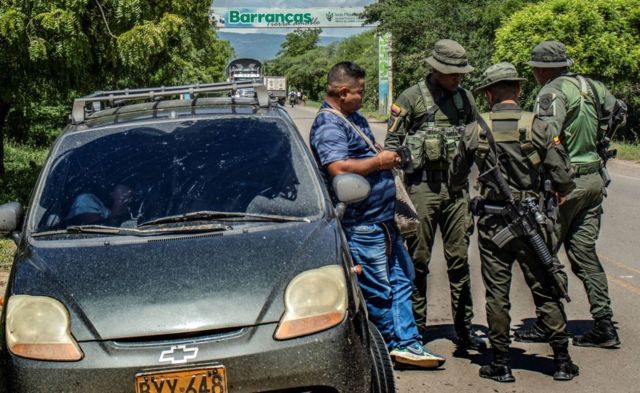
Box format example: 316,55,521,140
212,0,376,37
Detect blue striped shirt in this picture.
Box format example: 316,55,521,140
310,102,395,226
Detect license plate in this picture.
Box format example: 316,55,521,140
135,366,227,393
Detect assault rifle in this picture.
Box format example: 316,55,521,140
475,116,571,302
585,78,628,187
597,99,627,186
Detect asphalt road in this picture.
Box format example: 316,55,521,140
289,104,640,393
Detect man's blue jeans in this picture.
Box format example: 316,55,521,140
344,221,422,350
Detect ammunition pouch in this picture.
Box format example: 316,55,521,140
405,126,464,171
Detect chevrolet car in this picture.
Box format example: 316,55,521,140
0,82,395,393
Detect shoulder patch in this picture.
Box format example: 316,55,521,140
390,102,406,117
537,93,556,116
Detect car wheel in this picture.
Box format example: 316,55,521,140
368,321,396,393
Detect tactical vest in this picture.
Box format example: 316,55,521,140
476,110,542,199
554,75,601,165
405,80,467,171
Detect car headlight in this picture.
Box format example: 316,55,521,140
5,295,84,361
274,265,347,340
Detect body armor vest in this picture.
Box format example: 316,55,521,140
476,110,542,199
405,80,466,171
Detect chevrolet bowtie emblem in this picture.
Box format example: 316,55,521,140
159,344,199,365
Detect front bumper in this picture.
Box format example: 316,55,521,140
2,314,371,393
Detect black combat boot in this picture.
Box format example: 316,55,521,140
552,345,579,381
479,350,515,383
456,330,487,352
513,319,550,343
573,317,620,348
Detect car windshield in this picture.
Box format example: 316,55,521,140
31,116,324,234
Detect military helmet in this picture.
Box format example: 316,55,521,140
527,40,573,68
473,62,527,94
426,39,474,74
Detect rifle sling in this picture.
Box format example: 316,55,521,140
475,114,500,168
584,77,603,125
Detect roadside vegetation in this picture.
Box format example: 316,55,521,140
0,0,233,176
268,0,638,143
0,239,15,270
0,0,639,265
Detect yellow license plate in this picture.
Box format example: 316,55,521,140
135,366,227,393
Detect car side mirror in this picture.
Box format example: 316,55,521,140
0,202,24,242
332,174,371,220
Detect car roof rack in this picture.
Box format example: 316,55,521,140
71,80,270,124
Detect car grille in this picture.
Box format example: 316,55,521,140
111,326,247,348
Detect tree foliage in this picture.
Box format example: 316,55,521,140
362,0,540,101
494,0,640,139
267,30,380,109
0,0,233,175
277,28,321,57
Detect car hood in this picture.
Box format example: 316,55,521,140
12,220,342,341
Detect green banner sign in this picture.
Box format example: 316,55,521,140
211,8,372,28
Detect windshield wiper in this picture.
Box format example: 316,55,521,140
31,223,230,237
138,210,311,228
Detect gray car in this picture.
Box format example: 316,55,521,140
0,82,395,393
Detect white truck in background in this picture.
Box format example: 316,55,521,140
263,76,288,105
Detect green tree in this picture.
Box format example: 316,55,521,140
0,0,233,176
363,0,539,104
267,30,380,108
277,28,321,57
494,0,640,139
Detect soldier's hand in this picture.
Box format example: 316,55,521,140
376,150,399,170
557,193,567,205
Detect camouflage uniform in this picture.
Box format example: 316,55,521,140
385,39,479,345
516,41,621,348
450,62,578,382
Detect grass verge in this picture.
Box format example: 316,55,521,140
611,142,640,163
0,239,15,271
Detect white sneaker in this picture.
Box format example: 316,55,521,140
389,342,446,369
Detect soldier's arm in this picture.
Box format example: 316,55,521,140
535,86,568,137
449,122,478,191
384,92,413,151
532,118,575,196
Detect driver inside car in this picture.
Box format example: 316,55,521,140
66,184,133,226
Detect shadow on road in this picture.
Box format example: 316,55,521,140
420,319,612,377
514,317,602,337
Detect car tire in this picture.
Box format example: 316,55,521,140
368,321,396,393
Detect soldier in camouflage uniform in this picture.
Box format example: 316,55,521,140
450,62,579,382
385,39,484,351
514,41,622,349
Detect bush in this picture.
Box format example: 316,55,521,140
494,0,640,140
0,142,48,206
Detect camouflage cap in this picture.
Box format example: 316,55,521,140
426,39,474,74
473,62,527,94
527,40,573,68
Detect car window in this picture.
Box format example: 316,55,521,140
32,117,324,233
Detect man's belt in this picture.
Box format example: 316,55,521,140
571,160,601,176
